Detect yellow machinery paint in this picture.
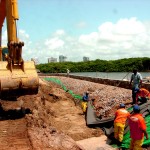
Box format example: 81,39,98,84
0,0,39,98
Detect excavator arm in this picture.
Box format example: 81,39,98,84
0,0,6,30
1,0,23,69
0,0,39,99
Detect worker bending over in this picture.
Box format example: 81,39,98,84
114,103,130,145
128,105,148,150
136,88,150,104
81,91,89,113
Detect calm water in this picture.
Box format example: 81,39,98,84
70,72,150,80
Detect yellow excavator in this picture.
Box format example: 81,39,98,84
0,0,39,99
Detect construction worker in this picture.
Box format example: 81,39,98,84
128,104,148,150
129,69,142,104
114,103,130,144
136,88,150,104
66,69,70,77
81,91,89,113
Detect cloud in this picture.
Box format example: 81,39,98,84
99,18,145,35
78,17,150,60
2,18,150,63
76,21,87,28
54,29,65,36
45,38,64,49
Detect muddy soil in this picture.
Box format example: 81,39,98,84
0,78,102,150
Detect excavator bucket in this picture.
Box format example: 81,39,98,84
0,61,39,99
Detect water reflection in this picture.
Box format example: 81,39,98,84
70,72,150,80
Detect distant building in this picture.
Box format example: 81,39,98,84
31,58,39,65
59,55,67,62
48,57,57,63
83,56,89,62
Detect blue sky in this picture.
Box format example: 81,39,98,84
2,0,150,63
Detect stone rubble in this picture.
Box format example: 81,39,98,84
50,76,132,119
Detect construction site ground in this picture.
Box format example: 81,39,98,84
1,76,150,150
0,77,116,150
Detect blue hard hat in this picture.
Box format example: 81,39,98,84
120,103,125,108
133,104,140,111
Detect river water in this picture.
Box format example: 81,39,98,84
70,72,150,80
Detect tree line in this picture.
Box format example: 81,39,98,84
36,57,150,73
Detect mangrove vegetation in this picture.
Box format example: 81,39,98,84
36,57,150,73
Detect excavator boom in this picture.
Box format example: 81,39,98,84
0,0,39,99
0,0,6,30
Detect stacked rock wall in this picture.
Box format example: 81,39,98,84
39,73,150,91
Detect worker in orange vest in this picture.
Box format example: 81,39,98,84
114,103,130,144
128,104,148,150
136,88,150,104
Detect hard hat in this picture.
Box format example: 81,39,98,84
133,104,140,112
120,103,125,108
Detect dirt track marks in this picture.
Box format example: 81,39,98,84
0,118,32,150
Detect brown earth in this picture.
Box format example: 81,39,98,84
0,77,103,150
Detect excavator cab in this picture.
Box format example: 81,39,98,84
0,0,39,99
0,47,8,61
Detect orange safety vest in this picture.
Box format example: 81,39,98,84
136,88,150,100
128,113,146,140
114,108,130,124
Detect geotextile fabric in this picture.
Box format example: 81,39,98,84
44,77,82,100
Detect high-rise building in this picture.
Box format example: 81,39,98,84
48,57,57,63
59,55,67,62
83,56,89,62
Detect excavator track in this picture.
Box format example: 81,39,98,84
0,118,32,150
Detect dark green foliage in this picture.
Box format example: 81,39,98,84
36,57,150,73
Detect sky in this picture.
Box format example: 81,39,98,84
2,0,150,64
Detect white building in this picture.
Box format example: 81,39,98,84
48,57,57,63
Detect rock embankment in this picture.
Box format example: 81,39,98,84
48,76,132,118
